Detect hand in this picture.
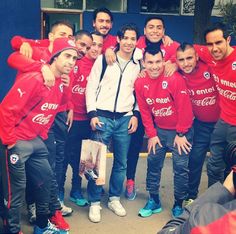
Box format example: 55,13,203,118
20,42,33,58
137,69,146,78
7,143,16,149
128,116,138,134
66,109,73,131
148,136,162,154
162,35,173,47
61,74,70,87
164,61,178,77
223,171,235,196
41,65,55,87
90,117,101,131
105,48,116,65
173,135,192,155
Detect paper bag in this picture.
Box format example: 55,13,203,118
79,139,107,185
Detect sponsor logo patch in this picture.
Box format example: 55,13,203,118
10,154,19,164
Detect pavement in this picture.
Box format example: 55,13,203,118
0,156,208,234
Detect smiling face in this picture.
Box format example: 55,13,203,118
142,51,164,78
205,29,231,61
53,49,78,75
176,47,198,74
117,30,137,56
144,19,165,43
93,12,113,36
87,34,103,60
75,34,93,59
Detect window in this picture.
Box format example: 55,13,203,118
140,0,180,14
41,0,126,11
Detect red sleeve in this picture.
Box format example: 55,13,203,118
169,73,193,133
0,75,41,145
163,41,180,63
194,44,213,64
11,35,49,51
135,78,157,138
7,48,45,73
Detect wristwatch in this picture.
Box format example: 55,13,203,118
176,132,185,137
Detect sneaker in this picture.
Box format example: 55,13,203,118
33,221,60,234
27,203,36,224
50,210,70,231
183,198,194,207
125,179,136,200
138,198,162,217
172,205,183,218
60,201,73,217
108,198,126,217
70,190,89,207
89,203,102,223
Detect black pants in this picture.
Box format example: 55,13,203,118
207,119,236,187
59,119,91,193
126,112,145,180
25,112,68,214
0,137,53,233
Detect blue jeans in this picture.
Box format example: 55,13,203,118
207,119,236,187
87,115,131,202
188,119,215,199
146,127,193,203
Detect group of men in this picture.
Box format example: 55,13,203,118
0,6,235,234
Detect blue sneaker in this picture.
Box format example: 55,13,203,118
172,205,183,218
70,190,89,207
138,198,162,217
34,221,61,234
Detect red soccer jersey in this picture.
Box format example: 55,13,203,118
181,61,220,122
102,34,117,54
70,56,95,120
195,45,236,125
136,36,180,62
0,72,66,145
135,71,193,138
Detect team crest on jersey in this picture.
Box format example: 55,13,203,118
203,71,210,79
232,61,236,70
59,83,64,92
162,81,168,89
74,65,78,74
10,154,19,164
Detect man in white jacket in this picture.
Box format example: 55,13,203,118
86,23,142,223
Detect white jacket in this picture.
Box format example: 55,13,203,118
86,49,142,117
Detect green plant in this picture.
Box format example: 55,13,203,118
218,0,236,39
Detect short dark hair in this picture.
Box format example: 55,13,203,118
51,20,74,33
144,16,165,29
74,30,93,41
143,46,163,60
176,42,195,53
204,22,230,41
117,23,140,40
93,7,113,22
90,30,104,38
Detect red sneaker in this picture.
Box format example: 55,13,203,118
49,210,70,231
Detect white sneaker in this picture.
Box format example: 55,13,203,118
108,199,126,217
89,203,102,223
27,203,36,224
60,201,73,216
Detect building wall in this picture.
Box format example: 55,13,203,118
0,0,41,101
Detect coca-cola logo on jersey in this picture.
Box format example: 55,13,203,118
72,85,86,94
32,114,53,125
152,106,173,117
191,96,216,106
218,88,236,101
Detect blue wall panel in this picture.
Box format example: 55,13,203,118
0,0,41,101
